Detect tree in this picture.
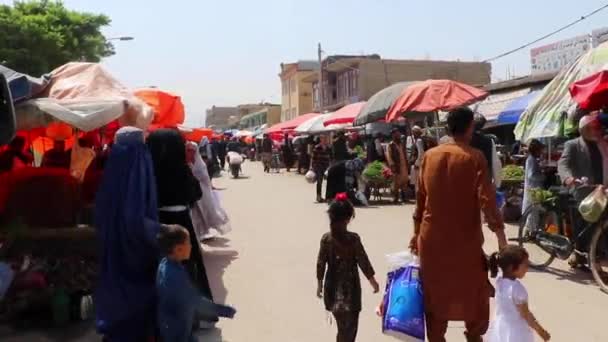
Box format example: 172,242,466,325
0,0,114,76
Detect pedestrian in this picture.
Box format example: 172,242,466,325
316,193,379,342
216,135,228,170
94,127,160,341
199,136,218,178
282,133,295,172
485,245,551,342
471,114,502,187
147,129,215,307
297,137,311,174
311,134,332,203
521,139,545,229
410,107,507,342
332,131,350,162
386,128,409,204
261,134,273,173
157,224,236,342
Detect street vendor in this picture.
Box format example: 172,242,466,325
41,139,71,169
386,128,409,204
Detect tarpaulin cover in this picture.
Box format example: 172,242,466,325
266,112,320,134
15,63,153,132
386,80,488,122
471,88,531,122
515,42,608,142
569,70,608,111
324,101,366,126
497,91,542,125
178,126,214,142
135,89,185,128
0,64,49,102
353,82,418,126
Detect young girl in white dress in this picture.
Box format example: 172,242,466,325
486,246,551,342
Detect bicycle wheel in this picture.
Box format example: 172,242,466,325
589,221,608,294
517,204,556,268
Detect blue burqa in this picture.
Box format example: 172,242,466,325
94,127,161,341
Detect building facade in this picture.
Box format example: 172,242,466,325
304,55,491,112
239,105,281,130
279,61,319,122
206,103,280,130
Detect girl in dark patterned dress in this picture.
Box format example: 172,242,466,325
316,193,379,342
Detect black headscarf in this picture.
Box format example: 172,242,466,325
147,129,202,207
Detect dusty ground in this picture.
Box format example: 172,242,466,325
3,162,608,341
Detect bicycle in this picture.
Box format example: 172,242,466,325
515,185,608,293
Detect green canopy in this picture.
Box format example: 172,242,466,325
353,81,419,126
515,42,608,142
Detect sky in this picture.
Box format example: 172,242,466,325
5,0,608,126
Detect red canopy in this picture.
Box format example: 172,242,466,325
266,112,320,134
323,102,366,126
385,80,488,122
135,88,185,129
569,70,608,111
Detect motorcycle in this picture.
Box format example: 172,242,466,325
227,151,244,178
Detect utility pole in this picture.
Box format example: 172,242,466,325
318,42,324,113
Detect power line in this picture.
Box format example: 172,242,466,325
483,3,608,62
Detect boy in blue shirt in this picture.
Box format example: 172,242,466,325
157,224,236,342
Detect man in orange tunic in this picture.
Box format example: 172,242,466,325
410,107,507,342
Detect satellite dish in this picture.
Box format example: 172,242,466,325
0,73,16,145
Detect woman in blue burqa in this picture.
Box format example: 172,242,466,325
147,129,214,301
95,127,160,341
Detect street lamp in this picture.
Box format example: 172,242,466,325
107,36,134,42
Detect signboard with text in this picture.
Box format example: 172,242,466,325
530,35,591,74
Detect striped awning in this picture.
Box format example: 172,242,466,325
472,88,531,121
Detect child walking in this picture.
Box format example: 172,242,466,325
486,245,550,342
156,225,236,342
316,193,379,342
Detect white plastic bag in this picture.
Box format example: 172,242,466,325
579,185,608,223
305,170,316,184
355,190,369,207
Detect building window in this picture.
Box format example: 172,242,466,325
312,82,320,110
282,81,287,95
291,79,296,93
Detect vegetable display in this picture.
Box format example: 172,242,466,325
363,161,392,184
502,165,524,182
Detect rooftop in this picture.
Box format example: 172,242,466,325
484,71,558,92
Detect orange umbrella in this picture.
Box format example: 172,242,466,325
135,89,185,128
179,127,214,143
385,80,487,122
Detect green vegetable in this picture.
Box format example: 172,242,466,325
502,165,524,181
529,188,557,205
363,161,386,183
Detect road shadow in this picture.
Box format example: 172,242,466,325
0,321,101,342
529,265,596,286
196,327,225,342
203,248,239,305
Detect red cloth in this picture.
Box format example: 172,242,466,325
0,167,80,227
569,70,608,111
385,80,488,122
323,102,366,126
266,113,320,134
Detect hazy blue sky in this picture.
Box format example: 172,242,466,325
6,0,608,125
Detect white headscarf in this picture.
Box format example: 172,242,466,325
187,141,211,186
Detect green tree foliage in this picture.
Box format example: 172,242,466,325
0,0,114,76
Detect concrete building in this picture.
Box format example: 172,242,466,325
205,103,280,130
303,55,491,112
239,105,281,130
279,61,319,122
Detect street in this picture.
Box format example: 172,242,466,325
3,162,608,341
203,162,608,341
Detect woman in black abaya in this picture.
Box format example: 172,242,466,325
147,129,213,300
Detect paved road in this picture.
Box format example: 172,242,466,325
4,162,608,341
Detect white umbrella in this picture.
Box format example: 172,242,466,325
294,114,331,133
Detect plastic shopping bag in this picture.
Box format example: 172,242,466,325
305,170,316,184
382,252,425,341
579,185,608,223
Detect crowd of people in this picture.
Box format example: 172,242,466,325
315,107,554,342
